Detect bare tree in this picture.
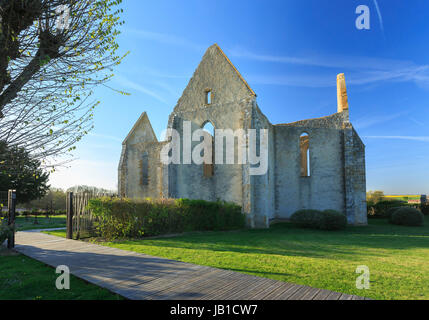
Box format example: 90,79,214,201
0,0,128,168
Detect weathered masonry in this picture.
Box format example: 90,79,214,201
119,44,367,228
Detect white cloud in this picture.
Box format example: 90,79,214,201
115,75,168,104
373,0,385,35
364,136,429,142
227,47,429,88
354,112,405,129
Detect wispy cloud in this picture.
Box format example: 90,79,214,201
373,0,385,36
124,28,205,52
122,29,429,89
227,47,429,88
364,136,429,142
227,47,415,71
246,74,335,88
409,117,425,127
115,75,168,104
354,112,405,129
88,132,122,143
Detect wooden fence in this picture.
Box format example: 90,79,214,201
66,192,117,240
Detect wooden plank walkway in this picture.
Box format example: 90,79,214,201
13,231,367,300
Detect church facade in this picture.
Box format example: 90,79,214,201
118,44,367,228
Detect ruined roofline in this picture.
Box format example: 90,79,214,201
212,43,257,97
171,43,257,115
274,110,349,127
122,111,158,145
275,73,351,127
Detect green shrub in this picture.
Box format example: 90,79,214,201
87,197,245,240
367,200,408,219
321,210,347,230
385,207,403,219
419,204,429,216
389,207,424,227
290,209,323,229
290,209,347,231
0,218,13,244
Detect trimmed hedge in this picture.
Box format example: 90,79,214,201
290,209,347,231
87,197,245,240
320,210,348,230
420,204,429,216
367,200,409,219
385,207,403,219
389,207,424,227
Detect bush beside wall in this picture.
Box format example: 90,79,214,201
87,197,245,240
367,200,409,219
420,204,429,216
389,207,424,227
290,209,347,231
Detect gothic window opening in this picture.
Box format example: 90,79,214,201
300,133,310,177
141,152,149,185
202,122,215,177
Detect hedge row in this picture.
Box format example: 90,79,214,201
20,210,67,216
367,200,429,219
367,200,409,218
290,209,347,231
87,197,245,240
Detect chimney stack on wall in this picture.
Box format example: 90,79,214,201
337,73,349,113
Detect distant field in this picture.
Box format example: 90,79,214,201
384,195,421,201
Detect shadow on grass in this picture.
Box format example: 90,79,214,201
111,217,429,260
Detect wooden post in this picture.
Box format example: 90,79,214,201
7,190,16,249
66,192,74,239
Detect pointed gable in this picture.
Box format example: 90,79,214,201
173,44,256,113
123,112,157,145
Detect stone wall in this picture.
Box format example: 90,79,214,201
273,112,349,219
343,123,367,225
119,44,368,228
118,113,163,199
164,44,257,226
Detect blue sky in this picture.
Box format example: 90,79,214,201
50,0,429,195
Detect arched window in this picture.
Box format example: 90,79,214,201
141,152,149,185
300,133,310,177
202,122,214,177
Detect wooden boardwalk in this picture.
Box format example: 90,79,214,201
14,231,367,300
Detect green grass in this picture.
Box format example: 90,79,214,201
45,217,429,300
14,215,66,231
0,248,123,300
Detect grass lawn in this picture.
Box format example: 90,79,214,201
0,248,123,300
14,215,66,231
45,217,429,300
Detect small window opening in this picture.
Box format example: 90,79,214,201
205,89,212,105
202,122,214,177
300,133,310,177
